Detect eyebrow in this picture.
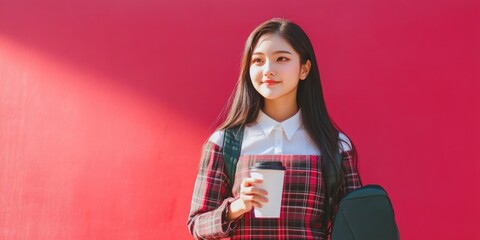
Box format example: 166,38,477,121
252,50,293,55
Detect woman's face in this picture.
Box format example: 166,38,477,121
249,33,310,103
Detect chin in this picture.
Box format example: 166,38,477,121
260,94,281,100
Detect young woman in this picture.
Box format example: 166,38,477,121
187,18,362,239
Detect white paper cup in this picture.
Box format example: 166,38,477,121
249,162,286,218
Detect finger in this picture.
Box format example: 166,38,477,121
243,177,263,186
241,186,268,196
241,194,269,203
253,202,263,209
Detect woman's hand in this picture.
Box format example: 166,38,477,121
227,178,269,221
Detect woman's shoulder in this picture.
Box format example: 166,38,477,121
207,130,224,148
207,125,255,148
339,132,353,152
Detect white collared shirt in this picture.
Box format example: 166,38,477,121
209,110,351,155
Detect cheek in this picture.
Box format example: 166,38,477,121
249,67,260,80
283,64,301,78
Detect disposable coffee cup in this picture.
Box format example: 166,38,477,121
249,161,286,218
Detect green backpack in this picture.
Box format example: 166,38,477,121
222,126,400,240
330,185,400,239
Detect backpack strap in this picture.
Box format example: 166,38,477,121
222,126,244,186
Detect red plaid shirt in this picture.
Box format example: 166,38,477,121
187,141,362,239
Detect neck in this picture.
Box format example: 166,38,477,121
263,98,298,122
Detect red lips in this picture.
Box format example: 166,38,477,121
263,79,280,85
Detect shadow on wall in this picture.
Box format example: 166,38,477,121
0,1,252,128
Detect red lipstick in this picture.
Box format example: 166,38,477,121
263,79,280,85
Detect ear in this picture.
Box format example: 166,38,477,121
300,60,311,80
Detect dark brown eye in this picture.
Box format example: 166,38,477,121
252,58,263,64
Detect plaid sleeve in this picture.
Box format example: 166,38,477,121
341,149,362,195
187,141,236,239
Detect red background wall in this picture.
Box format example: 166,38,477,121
1,0,478,239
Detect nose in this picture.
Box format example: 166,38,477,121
263,61,275,77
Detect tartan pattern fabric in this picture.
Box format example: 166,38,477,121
188,142,235,239
188,142,362,239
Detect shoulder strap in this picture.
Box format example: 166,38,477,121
222,126,244,186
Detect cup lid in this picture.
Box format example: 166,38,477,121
249,161,286,170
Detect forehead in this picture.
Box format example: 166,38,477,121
253,33,295,53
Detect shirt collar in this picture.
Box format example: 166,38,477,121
257,109,302,140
